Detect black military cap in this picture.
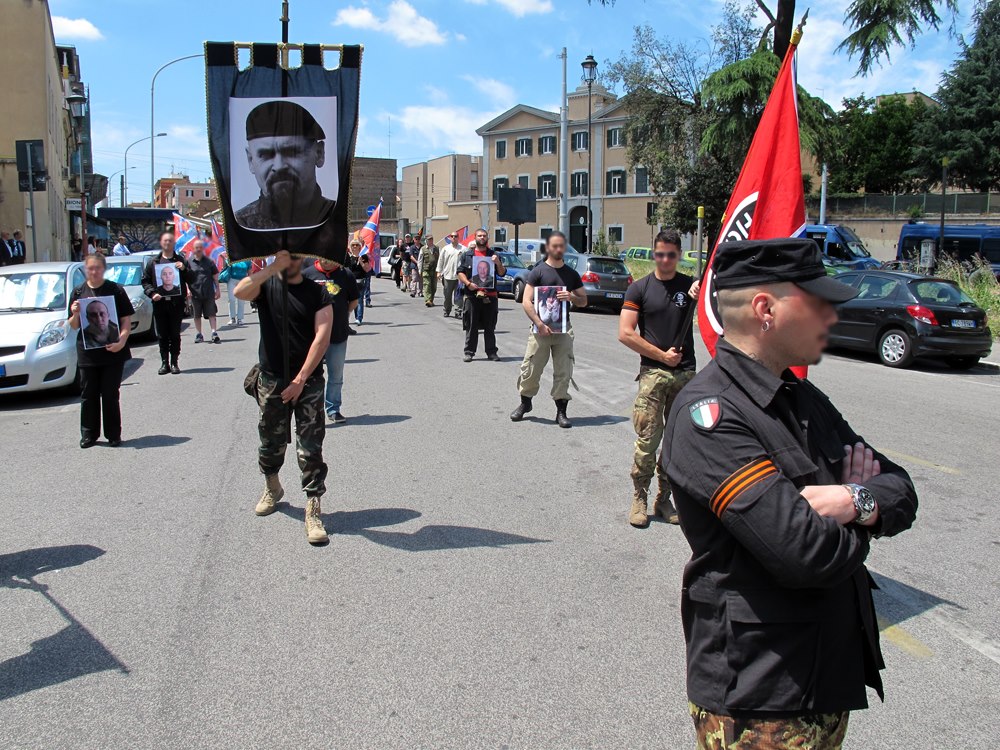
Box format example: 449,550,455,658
245,100,326,141
714,238,859,303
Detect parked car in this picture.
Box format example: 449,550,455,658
563,254,633,310
105,255,154,338
680,249,710,276
828,270,993,369
0,261,85,394
493,251,532,302
797,224,881,270
622,247,653,262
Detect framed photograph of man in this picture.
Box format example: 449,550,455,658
154,263,182,297
228,96,340,232
79,296,121,350
471,257,496,290
533,286,567,334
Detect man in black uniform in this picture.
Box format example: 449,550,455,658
665,239,918,749
456,229,506,362
141,231,193,374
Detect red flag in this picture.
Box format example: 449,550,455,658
698,34,808,374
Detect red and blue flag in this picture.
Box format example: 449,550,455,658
360,199,382,274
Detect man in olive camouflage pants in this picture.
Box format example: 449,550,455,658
419,235,439,307
690,703,849,750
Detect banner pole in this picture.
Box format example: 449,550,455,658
280,0,292,443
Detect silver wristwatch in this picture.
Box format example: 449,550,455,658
844,483,876,524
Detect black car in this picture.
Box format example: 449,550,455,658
563,254,633,311
828,270,993,369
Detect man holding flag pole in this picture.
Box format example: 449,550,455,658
661,19,918,748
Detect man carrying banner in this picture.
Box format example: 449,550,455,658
234,251,334,545
666,239,917,749
618,229,700,527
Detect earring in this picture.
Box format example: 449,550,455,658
761,320,771,333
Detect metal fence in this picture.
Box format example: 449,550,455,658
806,192,1000,217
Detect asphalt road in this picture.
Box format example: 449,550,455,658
1,278,998,749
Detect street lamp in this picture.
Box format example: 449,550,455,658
66,91,88,248
581,54,598,253
151,54,203,205
125,133,166,206
106,166,136,207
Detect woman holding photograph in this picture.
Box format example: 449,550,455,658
68,253,135,448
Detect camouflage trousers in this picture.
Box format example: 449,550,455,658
256,369,328,497
421,270,438,303
690,703,849,750
630,366,695,493
517,329,575,401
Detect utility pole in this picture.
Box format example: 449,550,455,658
558,48,569,237
818,163,828,224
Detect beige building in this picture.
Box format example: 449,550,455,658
401,154,481,235
0,0,80,261
164,178,217,213
438,83,660,252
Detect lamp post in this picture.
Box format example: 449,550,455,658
66,91,88,249
937,156,948,274
581,54,598,254
151,54,203,205
105,166,135,207
125,133,166,206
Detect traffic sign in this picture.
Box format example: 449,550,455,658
18,171,47,192
366,205,376,217
15,140,45,173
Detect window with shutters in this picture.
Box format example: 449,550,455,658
606,169,626,196
635,167,649,194
538,135,556,155
514,174,528,189
571,131,589,151
492,176,509,200
496,140,507,159
515,138,532,157
571,171,588,197
538,174,556,199
607,127,624,148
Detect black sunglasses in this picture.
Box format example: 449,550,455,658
654,251,679,260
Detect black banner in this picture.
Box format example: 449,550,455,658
204,42,362,262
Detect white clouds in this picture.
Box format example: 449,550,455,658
51,16,104,41
334,1,447,47
398,104,494,154
494,0,554,16
462,76,517,108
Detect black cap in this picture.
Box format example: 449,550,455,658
713,239,859,303
245,101,326,141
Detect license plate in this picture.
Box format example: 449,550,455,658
0,364,5,378
952,319,976,328
606,292,624,299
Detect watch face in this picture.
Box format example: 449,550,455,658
858,488,876,513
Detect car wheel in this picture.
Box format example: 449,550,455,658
513,279,525,303
947,355,980,370
878,329,914,368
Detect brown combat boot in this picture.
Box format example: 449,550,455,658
629,486,650,528
255,474,284,516
652,478,679,524
305,496,329,545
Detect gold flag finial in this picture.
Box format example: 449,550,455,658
790,8,809,46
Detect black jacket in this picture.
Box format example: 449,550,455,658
665,339,917,716
141,252,194,304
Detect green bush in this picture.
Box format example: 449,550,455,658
933,255,1000,339
625,259,654,280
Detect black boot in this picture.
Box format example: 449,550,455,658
510,396,532,422
158,360,170,375
170,358,180,374
555,399,571,428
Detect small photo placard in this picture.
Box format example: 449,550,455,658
80,296,120,350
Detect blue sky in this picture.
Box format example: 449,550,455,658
49,0,976,205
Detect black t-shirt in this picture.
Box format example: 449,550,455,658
255,275,333,379
301,262,360,344
622,272,696,371
70,281,136,367
187,254,218,299
524,262,584,328
457,247,501,298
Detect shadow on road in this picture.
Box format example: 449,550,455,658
277,506,549,552
125,434,192,449
570,414,630,427
871,571,962,632
345,359,379,365
826,348,999,377
0,544,128,702
181,367,236,374
335,414,410,426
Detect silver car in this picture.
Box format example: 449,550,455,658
0,261,84,393
105,255,154,338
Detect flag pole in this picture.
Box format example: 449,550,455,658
280,0,292,444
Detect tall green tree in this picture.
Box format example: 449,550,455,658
913,0,1000,192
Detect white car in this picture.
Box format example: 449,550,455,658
105,255,154,338
0,261,85,394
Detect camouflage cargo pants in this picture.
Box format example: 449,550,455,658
690,703,849,750
256,369,328,497
630,366,695,492
517,329,575,401
422,270,438,304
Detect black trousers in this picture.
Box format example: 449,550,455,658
463,296,499,356
390,264,401,286
80,361,125,441
153,300,184,362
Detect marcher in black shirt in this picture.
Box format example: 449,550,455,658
140,231,193,374
664,239,918,746
68,253,135,448
619,229,701,527
234,251,334,545
456,228,506,362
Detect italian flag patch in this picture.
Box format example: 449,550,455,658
690,397,722,430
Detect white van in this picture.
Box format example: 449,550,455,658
506,238,580,265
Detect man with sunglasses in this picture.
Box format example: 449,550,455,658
619,229,700,528
437,232,465,318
